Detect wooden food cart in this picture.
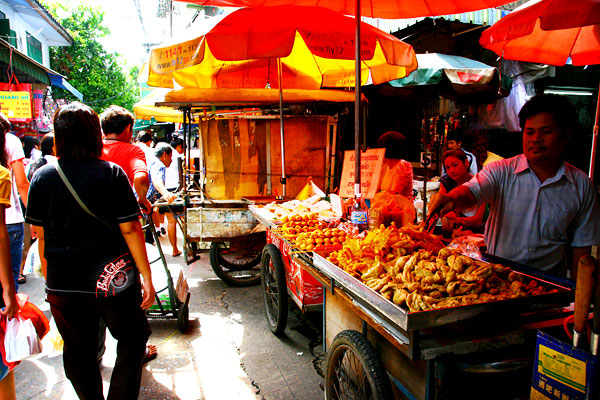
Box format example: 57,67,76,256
157,88,349,286
309,252,574,399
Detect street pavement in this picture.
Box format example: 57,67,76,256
14,232,325,399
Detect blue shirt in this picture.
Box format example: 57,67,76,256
147,156,166,202
465,154,600,276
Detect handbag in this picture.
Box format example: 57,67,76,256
55,162,139,297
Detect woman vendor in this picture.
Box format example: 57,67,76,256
438,149,486,233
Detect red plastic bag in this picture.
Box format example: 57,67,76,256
0,293,49,370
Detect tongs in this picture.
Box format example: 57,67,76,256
422,211,440,233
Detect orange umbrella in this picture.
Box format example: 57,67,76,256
479,0,600,66
174,0,513,19
479,0,600,179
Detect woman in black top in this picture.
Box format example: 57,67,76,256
26,102,155,400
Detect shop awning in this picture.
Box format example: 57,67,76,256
48,73,83,101
0,39,82,100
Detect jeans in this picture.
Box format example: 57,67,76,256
7,223,23,292
47,285,151,400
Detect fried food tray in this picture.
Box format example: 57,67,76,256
311,252,573,331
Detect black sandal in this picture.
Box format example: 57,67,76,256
17,273,26,284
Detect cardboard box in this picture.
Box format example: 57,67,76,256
531,331,598,400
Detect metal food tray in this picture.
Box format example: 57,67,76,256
312,252,573,331
248,205,281,230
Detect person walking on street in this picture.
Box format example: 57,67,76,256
147,143,181,256
26,102,155,400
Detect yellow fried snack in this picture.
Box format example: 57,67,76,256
326,223,556,313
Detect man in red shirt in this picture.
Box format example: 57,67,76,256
99,105,157,363
100,106,151,214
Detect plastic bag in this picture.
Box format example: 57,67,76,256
23,239,40,276
296,177,326,200
41,317,63,358
380,159,413,199
4,316,42,362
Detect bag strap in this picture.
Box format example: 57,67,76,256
55,162,116,231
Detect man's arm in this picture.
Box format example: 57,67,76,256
11,159,29,206
428,185,478,217
132,171,152,214
568,246,591,281
152,177,176,204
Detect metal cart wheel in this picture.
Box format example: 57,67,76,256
177,292,191,333
209,234,264,286
260,244,288,336
325,330,392,400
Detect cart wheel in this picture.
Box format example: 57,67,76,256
260,244,288,336
209,237,263,287
177,293,190,333
325,330,392,400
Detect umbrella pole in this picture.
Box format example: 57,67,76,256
354,0,362,198
277,57,286,199
589,82,599,181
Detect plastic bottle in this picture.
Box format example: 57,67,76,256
350,195,369,232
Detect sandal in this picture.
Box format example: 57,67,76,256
172,250,182,257
17,274,26,284
143,344,158,364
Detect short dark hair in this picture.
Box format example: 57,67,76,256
518,94,576,137
170,137,183,149
137,130,153,143
154,142,172,158
40,133,55,156
54,102,103,161
100,105,134,135
446,130,463,144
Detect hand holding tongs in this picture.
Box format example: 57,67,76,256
422,210,440,233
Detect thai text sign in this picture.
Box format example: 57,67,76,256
339,148,386,199
0,91,32,121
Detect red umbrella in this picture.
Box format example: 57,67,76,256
174,0,513,19
480,0,600,179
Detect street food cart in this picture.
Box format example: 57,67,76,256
157,87,351,286
248,204,576,398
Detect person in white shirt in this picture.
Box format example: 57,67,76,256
4,119,29,291
165,137,183,191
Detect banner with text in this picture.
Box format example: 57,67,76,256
339,148,386,199
0,91,32,122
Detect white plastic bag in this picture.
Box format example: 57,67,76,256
4,316,42,362
23,239,40,276
41,317,63,358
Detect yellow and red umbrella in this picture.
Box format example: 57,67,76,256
480,0,600,179
149,5,418,196
148,5,417,90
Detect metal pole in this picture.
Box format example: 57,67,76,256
589,82,599,181
354,0,362,198
278,58,286,199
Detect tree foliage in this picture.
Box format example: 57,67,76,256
43,3,139,112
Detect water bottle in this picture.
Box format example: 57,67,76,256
350,195,368,232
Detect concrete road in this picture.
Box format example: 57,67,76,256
14,234,325,399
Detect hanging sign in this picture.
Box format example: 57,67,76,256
0,91,32,122
338,148,386,199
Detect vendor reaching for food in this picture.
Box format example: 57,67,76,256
428,94,600,279
438,149,486,233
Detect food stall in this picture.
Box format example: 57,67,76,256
156,87,354,286
249,198,579,399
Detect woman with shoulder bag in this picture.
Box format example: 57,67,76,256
25,102,155,400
